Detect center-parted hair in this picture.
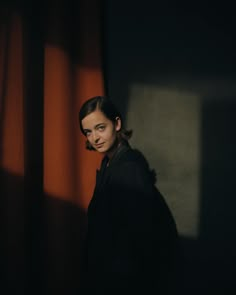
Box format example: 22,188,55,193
79,96,133,150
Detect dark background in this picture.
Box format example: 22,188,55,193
104,0,236,294
1,0,236,294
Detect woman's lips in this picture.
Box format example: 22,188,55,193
95,143,104,148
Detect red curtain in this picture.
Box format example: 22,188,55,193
0,1,104,294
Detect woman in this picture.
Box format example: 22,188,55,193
79,96,178,294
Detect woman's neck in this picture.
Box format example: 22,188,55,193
105,140,122,162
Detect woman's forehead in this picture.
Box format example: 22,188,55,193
82,110,108,128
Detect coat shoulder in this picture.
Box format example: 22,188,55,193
111,148,157,186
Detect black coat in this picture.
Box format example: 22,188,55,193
85,142,178,294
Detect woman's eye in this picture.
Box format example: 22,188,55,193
85,131,91,136
98,126,105,131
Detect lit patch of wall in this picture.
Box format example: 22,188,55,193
126,85,201,238
44,45,102,209
44,45,75,201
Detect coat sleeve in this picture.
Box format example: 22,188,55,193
106,162,178,291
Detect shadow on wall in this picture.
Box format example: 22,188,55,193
43,194,87,295
0,169,87,295
105,0,236,115
199,98,236,293
104,0,236,293
176,99,236,294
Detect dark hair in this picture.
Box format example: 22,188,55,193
79,96,133,150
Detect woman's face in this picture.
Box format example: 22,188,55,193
81,109,121,154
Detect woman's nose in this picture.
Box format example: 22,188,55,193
92,131,99,142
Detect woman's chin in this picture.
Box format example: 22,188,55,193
95,146,107,153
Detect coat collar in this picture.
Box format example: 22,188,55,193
105,140,131,168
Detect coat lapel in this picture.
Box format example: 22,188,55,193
88,158,109,213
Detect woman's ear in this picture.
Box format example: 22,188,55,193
115,117,121,131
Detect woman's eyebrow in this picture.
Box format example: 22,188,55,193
83,123,105,132
95,123,105,128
